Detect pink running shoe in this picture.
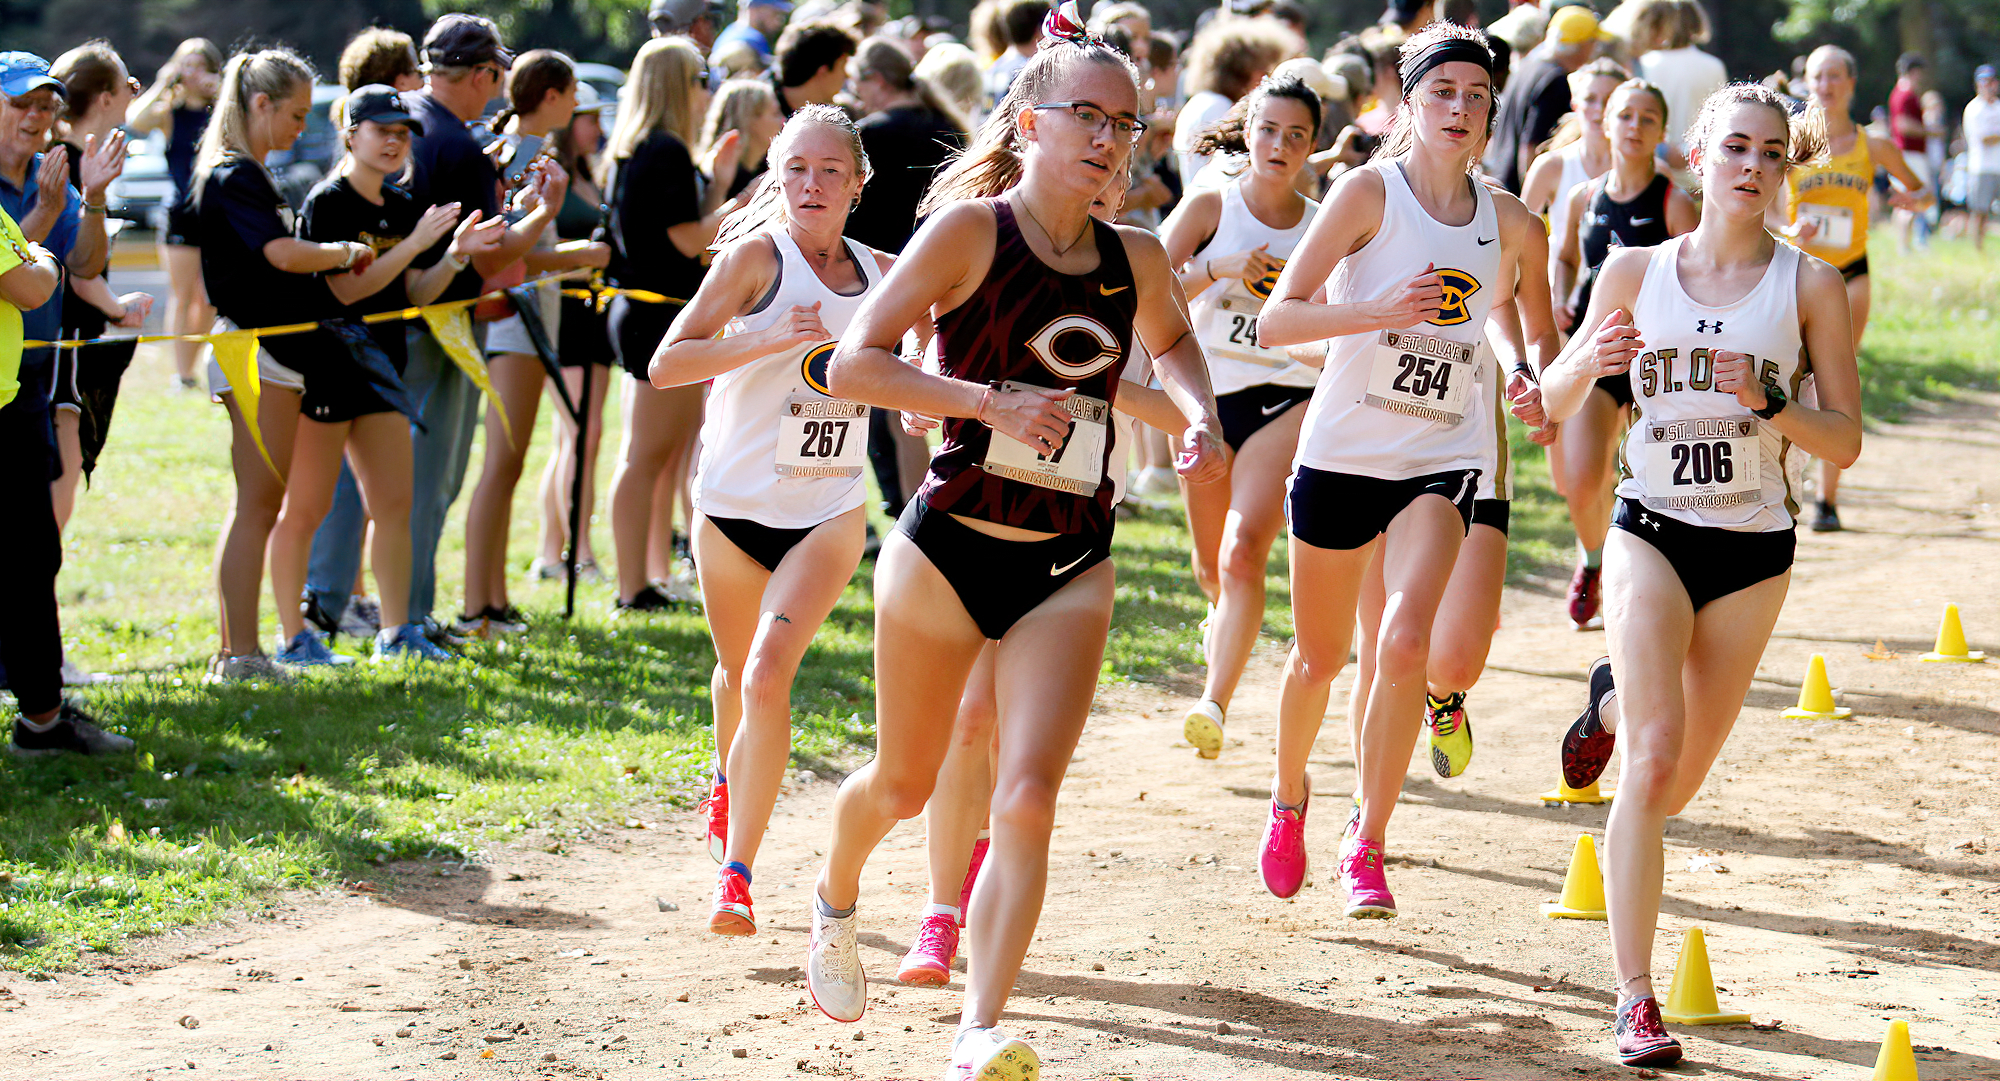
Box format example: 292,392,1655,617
1339,838,1396,919
698,779,727,864
1258,790,1309,899
710,866,755,935
958,836,989,927
896,912,959,987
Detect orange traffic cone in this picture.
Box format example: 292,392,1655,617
1541,834,1607,920
1780,654,1851,719
1660,927,1751,1025
1920,603,1986,663
1540,778,1614,805
1870,1019,1920,1081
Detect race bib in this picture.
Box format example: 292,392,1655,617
1797,204,1854,251
1363,330,1476,424
981,383,1109,495
1198,272,1286,367
775,396,868,477
1640,416,1762,509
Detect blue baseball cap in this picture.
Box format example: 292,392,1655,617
0,52,64,101
1977,64,1998,82
744,0,794,11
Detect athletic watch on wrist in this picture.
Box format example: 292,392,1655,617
1751,384,1787,420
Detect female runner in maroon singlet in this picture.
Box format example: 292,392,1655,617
799,7,1228,1078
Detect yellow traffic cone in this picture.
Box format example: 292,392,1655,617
1659,927,1751,1024
1539,779,1614,805
1870,1019,1920,1081
1920,603,1986,663
1780,654,1852,719
1541,834,1608,920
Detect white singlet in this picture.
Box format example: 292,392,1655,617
693,231,882,528
1294,162,1503,481
1474,342,1513,503
1107,349,1154,504
1549,143,1594,252
1616,235,1807,531
1190,181,1320,396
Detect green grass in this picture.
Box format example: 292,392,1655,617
3,232,1989,973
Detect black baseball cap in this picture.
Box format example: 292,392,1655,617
422,13,513,69
345,84,425,134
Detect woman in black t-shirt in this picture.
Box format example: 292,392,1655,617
192,48,361,680
270,84,506,666
602,37,736,611
51,41,154,531
846,36,968,254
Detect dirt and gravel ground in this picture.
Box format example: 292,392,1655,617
4,394,1998,1080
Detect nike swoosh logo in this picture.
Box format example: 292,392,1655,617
1099,284,1129,295
1476,237,1496,245
1259,400,1291,416
1630,217,1657,225
1050,552,1090,576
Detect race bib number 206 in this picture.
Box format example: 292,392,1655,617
1640,416,1762,509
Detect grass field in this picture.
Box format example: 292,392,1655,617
0,234,1991,974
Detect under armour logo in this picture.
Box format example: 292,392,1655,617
1695,320,1723,333
1639,512,1660,532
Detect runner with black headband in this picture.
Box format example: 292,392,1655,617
1257,23,1555,918
800,7,1226,1076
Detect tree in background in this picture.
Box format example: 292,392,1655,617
1778,0,1999,120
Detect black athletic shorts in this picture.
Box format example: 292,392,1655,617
896,497,1112,641
1837,255,1868,283
1595,372,1634,408
706,514,818,574
1287,464,1480,551
1471,497,1510,535
1214,383,1312,451
609,294,677,382
557,294,614,369
163,197,199,248
1611,497,1795,611
301,373,400,425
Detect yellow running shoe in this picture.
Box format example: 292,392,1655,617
1184,699,1225,759
1423,691,1473,778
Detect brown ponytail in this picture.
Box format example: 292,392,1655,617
492,49,576,134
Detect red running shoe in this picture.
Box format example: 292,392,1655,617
1614,996,1683,1067
1568,564,1603,630
958,836,989,927
698,779,728,864
1560,657,1617,791
709,866,755,935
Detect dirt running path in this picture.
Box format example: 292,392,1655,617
5,395,2000,1080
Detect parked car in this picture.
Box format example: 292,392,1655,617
265,83,346,207
105,131,174,227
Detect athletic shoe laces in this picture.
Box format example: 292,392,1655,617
914,914,955,955
1619,997,1671,1042
1427,693,1465,736
815,916,859,981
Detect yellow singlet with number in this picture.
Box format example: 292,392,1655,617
1786,134,1872,272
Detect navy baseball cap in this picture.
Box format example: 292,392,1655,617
422,13,513,69
345,84,425,134
0,52,64,100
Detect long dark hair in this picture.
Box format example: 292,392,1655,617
1371,22,1496,170
493,49,577,133
1190,73,1322,158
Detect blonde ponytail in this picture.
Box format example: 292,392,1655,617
192,47,315,205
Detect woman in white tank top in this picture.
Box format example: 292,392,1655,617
649,107,894,941
1256,25,1560,922
1157,74,1321,759
1539,84,1861,1069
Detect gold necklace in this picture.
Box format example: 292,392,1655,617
1018,196,1088,257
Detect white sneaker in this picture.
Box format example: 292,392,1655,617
807,897,866,1022
943,1027,1039,1081
661,560,700,603
1132,465,1177,497
1184,699,1225,760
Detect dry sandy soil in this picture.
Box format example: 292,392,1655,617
4,395,1999,1080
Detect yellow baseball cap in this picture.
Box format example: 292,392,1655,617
1548,5,1611,45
